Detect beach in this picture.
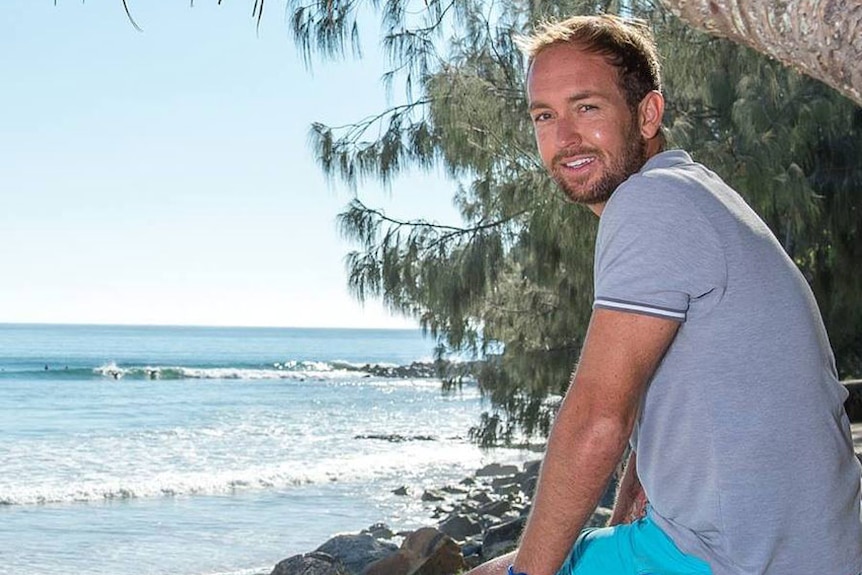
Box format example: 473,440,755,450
3,324,860,575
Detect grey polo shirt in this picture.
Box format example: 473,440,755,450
593,150,862,575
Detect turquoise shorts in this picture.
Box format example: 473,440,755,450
557,511,712,575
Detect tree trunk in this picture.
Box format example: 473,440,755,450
660,0,862,106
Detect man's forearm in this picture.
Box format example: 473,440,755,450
512,411,630,575
509,309,678,575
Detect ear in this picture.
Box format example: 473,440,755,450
637,90,665,140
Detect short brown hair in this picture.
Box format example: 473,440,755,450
516,14,662,112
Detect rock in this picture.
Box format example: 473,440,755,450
354,434,436,443
513,460,541,497
438,514,482,541
392,486,410,496
476,463,519,477
408,528,466,575
315,533,398,575
271,551,350,575
481,516,526,560
362,522,395,540
476,499,511,518
493,482,522,497
468,491,493,506
357,362,440,379
362,527,466,575
441,485,469,495
421,489,447,502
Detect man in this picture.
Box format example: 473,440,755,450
468,14,862,575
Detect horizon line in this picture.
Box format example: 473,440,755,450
0,320,425,332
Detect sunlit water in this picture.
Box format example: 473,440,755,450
0,324,534,575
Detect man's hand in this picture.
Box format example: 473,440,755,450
608,450,648,526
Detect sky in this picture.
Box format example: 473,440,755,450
0,1,463,329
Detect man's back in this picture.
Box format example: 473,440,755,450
594,150,862,575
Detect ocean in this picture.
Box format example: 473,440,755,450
0,323,535,575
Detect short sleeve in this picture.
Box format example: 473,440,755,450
594,169,726,322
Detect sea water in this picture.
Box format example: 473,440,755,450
0,324,534,575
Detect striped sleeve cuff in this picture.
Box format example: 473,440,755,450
593,297,687,321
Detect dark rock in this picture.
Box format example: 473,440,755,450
468,491,493,506
357,361,440,379
460,541,482,558
481,516,526,560
476,499,511,518
494,483,522,498
362,527,465,575
441,485,469,495
490,476,517,489
392,486,410,496
409,528,467,575
438,514,482,541
315,534,398,575
476,463,519,477
513,460,541,497
361,522,394,540
421,489,447,502
354,434,436,443
271,552,350,575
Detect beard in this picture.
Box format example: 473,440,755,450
551,119,647,206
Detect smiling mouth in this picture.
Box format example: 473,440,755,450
560,156,596,170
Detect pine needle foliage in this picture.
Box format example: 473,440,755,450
283,0,862,445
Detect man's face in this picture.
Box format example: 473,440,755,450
527,42,648,209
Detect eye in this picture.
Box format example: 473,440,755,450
578,104,598,113
532,111,553,123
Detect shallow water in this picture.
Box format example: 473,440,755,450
0,324,532,575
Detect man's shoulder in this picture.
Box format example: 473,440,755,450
606,149,722,219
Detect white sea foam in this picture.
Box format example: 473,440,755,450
87,361,436,382
0,436,531,507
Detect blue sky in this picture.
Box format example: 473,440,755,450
0,1,461,328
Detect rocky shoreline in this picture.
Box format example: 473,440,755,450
261,381,862,575
266,458,618,575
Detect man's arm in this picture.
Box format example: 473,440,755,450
511,308,679,575
608,450,647,526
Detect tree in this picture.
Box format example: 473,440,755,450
281,0,862,444
659,0,862,107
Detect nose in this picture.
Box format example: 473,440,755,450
555,114,581,148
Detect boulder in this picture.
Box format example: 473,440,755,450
361,522,395,540
468,491,493,506
362,527,466,575
409,528,466,575
438,514,482,541
271,552,350,575
421,489,447,502
481,516,526,560
476,463,519,477
476,499,511,518
315,533,398,575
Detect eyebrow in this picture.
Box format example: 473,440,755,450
528,91,604,111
